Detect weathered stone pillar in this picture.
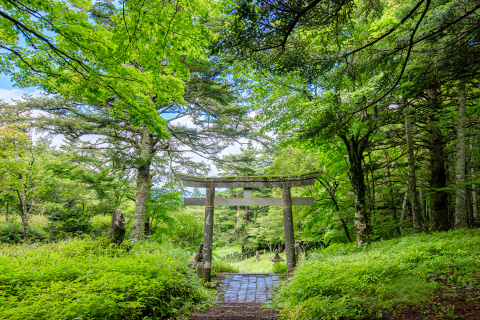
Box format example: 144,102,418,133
203,188,215,282
282,186,296,273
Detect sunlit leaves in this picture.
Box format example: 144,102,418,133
0,0,218,136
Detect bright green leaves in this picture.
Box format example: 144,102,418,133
0,240,209,319
0,0,218,137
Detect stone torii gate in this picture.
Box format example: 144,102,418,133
178,172,321,281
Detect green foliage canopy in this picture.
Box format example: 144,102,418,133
0,0,217,135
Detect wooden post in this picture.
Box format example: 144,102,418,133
282,186,296,273
203,187,215,282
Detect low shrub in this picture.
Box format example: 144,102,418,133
0,222,48,244
275,229,480,320
0,239,210,319
90,214,112,238
168,211,203,251
45,200,92,240
272,261,287,274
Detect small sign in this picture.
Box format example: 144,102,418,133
357,224,367,229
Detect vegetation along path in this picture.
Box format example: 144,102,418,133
190,273,283,320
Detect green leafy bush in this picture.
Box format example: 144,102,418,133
90,214,112,238
0,239,210,319
45,199,91,240
0,222,48,244
275,229,480,319
150,211,203,251
272,261,288,274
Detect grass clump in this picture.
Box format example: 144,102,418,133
89,214,112,238
0,239,210,319
275,229,480,320
212,261,239,274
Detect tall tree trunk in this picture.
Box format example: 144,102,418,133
340,134,369,245
17,189,28,241
472,167,478,221
130,126,154,240
455,78,467,228
404,106,423,232
363,154,376,219
427,87,451,231
400,188,408,232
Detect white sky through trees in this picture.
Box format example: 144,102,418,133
0,74,247,176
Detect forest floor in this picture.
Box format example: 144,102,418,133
376,275,480,320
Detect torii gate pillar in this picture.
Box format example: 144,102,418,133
282,186,296,273
203,188,215,282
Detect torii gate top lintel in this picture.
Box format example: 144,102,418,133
177,172,321,188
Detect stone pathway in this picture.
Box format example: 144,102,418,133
217,273,281,303
190,273,284,320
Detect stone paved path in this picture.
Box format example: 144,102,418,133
216,273,281,303
190,273,283,319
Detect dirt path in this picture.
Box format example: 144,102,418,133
190,273,283,320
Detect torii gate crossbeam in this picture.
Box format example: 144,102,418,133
178,172,321,281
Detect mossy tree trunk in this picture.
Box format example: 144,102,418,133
109,208,126,244
340,133,370,246
455,78,467,229
17,188,28,242
130,126,154,240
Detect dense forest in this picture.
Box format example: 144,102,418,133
0,0,479,319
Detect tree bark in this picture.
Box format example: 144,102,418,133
340,134,369,245
130,126,154,240
400,188,408,232
109,208,126,244
472,167,478,221
455,78,467,229
426,87,451,231
17,188,28,241
404,106,423,232
363,154,375,219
